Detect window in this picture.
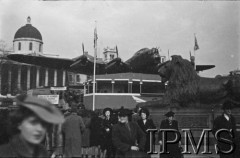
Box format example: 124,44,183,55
18,42,21,50
161,56,166,63
76,74,81,83
29,42,32,50
110,54,114,60
68,74,74,83
104,54,107,60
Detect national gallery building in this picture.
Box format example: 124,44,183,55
0,17,84,96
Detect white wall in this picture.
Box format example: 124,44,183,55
13,38,43,54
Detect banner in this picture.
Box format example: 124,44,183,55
38,95,59,104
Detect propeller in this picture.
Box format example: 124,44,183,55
82,43,84,55
70,56,88,67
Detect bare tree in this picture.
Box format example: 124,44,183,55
0,40,12,94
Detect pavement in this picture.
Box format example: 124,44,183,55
150,145,219,158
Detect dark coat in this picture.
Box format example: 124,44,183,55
82,117,91,147
62,113,85,157
102,117,115,148
112,121,150,158
158,119,181,158
137,119,156,152
212,114,237,157
131,113,141,122
89,115,104,147
0,134,49,158
101,117,117,158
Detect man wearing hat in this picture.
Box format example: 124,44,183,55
112,108,150,158
212,100,237,158
158,111,182,158
62,101,85,158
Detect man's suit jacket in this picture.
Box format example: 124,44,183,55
212,114,237,153
112,121,150,158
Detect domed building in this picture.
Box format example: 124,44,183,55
13,16,43,55
0,17,74,98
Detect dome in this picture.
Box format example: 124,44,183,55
14,17,42,41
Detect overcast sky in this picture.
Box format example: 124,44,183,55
0,0,239,77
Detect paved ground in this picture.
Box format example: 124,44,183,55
150,145,219,158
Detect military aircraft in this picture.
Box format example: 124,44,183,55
7,47,214,75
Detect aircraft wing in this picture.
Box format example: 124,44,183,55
70,55,105,75
7,54,106,75
7,54,73,69
196,65,215,72
105,58,130,74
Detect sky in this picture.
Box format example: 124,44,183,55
0,0,239,77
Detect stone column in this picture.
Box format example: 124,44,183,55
62,70,66,86
8,66,12,94
36,67,40,88
17,66,21,90
45,68,49,87
54,69,57,86
27,66,31,90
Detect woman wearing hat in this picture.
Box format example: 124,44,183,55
158,111,182,158
0,94,64,157
112,108,150,158
101,107,117,158
137,108,156,153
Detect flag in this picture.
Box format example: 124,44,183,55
116,45,118,58
194,34,199,51
94,27,98,49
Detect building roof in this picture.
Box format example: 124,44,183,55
94,73,161,81
14,17,42,41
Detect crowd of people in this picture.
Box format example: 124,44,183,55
0,94,239,158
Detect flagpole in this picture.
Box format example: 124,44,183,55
93,21,97,111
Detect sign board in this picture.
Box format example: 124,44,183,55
27,90,33,96
38,95,59,104
50,87,67,91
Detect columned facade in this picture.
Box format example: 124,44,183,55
0,62,68,95
45,68,49,87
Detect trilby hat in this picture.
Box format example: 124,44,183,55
118,108,132,117
15,94,64,124
165,111,175,117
